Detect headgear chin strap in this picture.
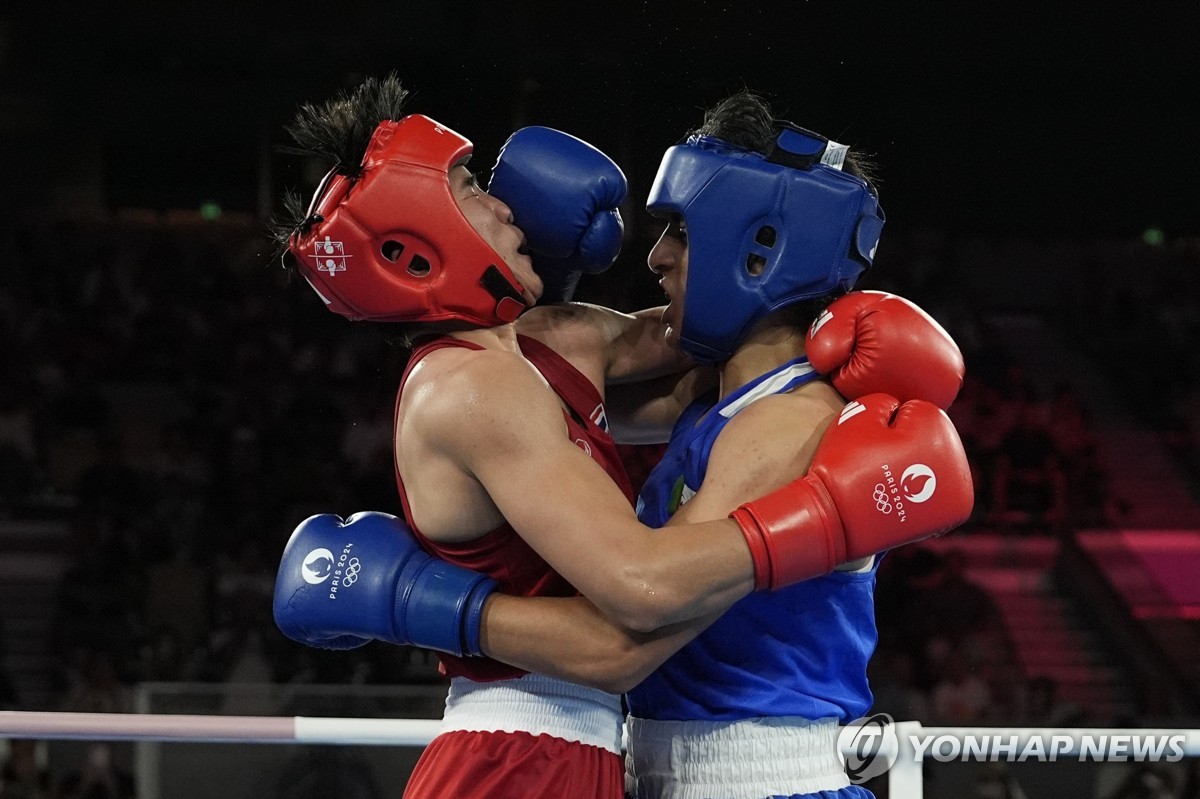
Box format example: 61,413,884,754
647,125,885,364
289,114,528,326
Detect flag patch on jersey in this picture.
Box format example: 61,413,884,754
668,475,697,514
589,403,609,432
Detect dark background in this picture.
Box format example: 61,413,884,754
3,7,1200,797
2,1,1195,240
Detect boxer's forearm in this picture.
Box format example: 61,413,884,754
479,593,719,694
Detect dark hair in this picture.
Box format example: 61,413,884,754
269,73,412,265
690,90,879,194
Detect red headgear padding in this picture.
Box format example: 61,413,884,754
289,115,528,326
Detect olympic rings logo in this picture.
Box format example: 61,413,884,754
873,484,892,514
341,558,362,586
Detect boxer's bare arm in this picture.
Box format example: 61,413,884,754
477,381,843,691
481,594,723,694
517,303,699,440
518,303,689,385
398,345,753,633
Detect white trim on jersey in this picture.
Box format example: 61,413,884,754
719,363,817,419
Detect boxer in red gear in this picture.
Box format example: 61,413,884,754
396,334,633,797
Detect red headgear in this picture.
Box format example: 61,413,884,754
289,114,528,325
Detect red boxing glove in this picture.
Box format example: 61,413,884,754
731,393,974,590
806,291,965,410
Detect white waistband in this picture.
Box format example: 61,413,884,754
441,673,623,754
625,715,850,799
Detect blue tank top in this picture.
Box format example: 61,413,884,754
626,357,878,723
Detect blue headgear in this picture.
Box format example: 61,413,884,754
647,124,885,364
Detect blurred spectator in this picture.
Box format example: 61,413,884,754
204,423,274,558
270,747,385,799
867,647,930,721
140,419,210,493
0,671,17,713
55,744,134,799
877,548,1005,677
0,621,18,711
1046,383,1097,467
990,398,1068,532
930,648,992,724
1022,675,1085,726
141,548,209,662
213,539,275,625
1097,763,1180,799
0,739,54,799
73,437,144,524
997,360,1040,406
193,546,282,688
339,387,401,512
0,382,39,511
218,628,278,716
51,512,145,667
971,763,1028,799
1165,378,1200,490
1046,383,1125,528
58,650,132,715
134,625,190,683
1091,674,1193,797
40,370,111,444
947,375,1020,523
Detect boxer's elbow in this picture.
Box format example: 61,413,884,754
566,635,659,694
603,564,686,634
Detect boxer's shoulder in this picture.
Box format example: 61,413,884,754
401,343,567,456
710,386,840,484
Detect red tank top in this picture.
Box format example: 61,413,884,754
394,334,635,681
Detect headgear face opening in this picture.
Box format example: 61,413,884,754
289,114,528,326
646,126,885,364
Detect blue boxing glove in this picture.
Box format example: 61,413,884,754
272,511,496,656
488,126,627,302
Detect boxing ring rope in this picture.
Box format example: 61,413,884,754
0,710,441,746
5,712,1200,798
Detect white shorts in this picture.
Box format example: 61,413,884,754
441,672,624,754
624,715,850,799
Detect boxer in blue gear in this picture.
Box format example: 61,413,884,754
471,92,970,799
620,365,876,799
614,93,878,798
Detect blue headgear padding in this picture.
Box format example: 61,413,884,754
647,126,885,364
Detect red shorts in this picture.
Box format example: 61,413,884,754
403,729,624,799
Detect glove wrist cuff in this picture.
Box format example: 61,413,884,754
460,577,498,656
732,477,843,590
395,561,496,656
